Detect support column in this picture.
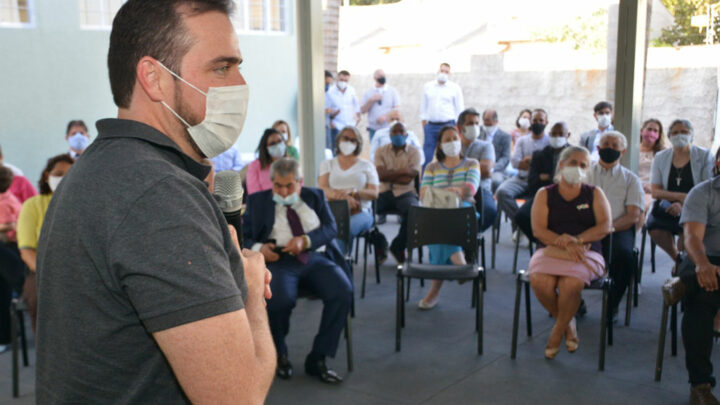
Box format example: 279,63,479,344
615,0,648,172
296,0,326,186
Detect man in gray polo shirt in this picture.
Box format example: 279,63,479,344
586,131,644,319
676,151,720,404
35,1,276,403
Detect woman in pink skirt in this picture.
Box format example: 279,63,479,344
529,146,612,359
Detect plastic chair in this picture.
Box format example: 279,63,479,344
654,257,683,382
395,206,484,354
491,197,527,270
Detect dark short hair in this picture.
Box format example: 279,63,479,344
593,101,613,113
532,108,548,120
435,125,463,162
108,0,235,108
515,109,532,128
338,70,350,77
65,120,88,135
39,154,75,195
325,70,333,78
457,108,480,127
257,128,284,169
0,166,13,193
440,62,450,69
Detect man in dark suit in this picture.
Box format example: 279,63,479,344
243,158,352,384
480,109,512,192
515,121,571,239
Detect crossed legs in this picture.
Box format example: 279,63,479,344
529,273,584,354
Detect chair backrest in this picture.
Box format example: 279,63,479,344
328,200,352,248
406,205,478,263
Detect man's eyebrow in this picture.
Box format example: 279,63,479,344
209,56,242,66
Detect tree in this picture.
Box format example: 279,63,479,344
654,0,716,46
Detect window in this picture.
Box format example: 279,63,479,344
233,0,289,34
78,0,125,29
0,0,33,27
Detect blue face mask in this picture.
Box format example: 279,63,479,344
390,134,407,147
68,132,89,151
273,192,299,206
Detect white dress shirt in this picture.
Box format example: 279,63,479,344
419,80,464,122
369,128,425,165
252,200,321,251
587,163,644,222
511,134,550,178
325,84,360,130
361,85,400,131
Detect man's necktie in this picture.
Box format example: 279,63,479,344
286,206,309,265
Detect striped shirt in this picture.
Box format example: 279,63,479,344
421,158,480,202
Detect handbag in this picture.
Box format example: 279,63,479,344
421,187,460,209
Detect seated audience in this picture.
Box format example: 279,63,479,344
210,147,244,172
675,148,720,405
457,108,497,231
65,120,91,158
272,120,300,161
638,118,666,211
0,166,23,352
374,122,421,263
369,110,425,166
648,119,714,263
586,131,644,320
318,126,379,254
0,167,21,243
243,158,352,384
17,154,74,332
579,101,614,163
480,109,513,192
495,109,550,225
515,121,571,240
529,146,612,359
509,108,532,148
247,128,293,195
0,145,37,203
418,126,480,309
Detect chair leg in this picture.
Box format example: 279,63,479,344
524,281,532,337
11,304,19,398
396,274,403,352
477,275,484,355
639,226,647,276
480,237,486,273
634,249,640,307
511,275,523,359
18,311,28,366
405,277,411,302
345,315,353,372
354,236,360,265
374,241,381,285
625,267,634,327
512,236,520,275
361,255,368,299
651,239,657,273
671,303,678,356
655,303,670,381
599,285,609,371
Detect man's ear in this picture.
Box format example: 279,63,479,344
136,57,169,103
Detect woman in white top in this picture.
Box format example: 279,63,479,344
638,118,667,211
319,126,380,253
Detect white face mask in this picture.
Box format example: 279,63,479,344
158,61,249,159
267,142,287,158
436,73,449,84
336,81,348,91
549,136,567,149
518,117,531,129
280,132,289,142
483,125,497,136
560,166,586,185
338,141,357,156
48,175,63,192
441,140,462,157
597,114,612,128
670,134,692,149
463,125,480,141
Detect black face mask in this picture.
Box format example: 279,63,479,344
598,147,621,163
376,76,386,85
530,123,546,135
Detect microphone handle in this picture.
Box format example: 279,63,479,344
224,209,243,246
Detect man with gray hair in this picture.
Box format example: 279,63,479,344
586,130,644,319
243,157,352,384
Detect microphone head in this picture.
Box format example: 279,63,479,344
213,170,244,213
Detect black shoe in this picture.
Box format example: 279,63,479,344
377,215,387,225
304,356,343,384
276,355,293,380
576,299,587,318
690,383,720,405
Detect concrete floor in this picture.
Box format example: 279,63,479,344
0,217,713,404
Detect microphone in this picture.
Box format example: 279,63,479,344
213,170,244,238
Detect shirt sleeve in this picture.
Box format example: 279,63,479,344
364,161,380,185
700,148,714,183
627,173,645,210
374,146,385,167
391,88,400,108
650,152,662,186
680,182,710,226
16,197,40,250
482,142,495,163
409,146,422,174
510,138,524,168
319,159,332,176
109,176,246,333
464,160,480,196
421,164,434,188
360,89,370,105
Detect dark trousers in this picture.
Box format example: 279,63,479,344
422,121,454,170
515,196,534,240
376,190,419,253
475,187,498,233
602,228,636,311
0,243,25,344
266,252,352,359
680,255,720,387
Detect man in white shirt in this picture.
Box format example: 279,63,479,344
325,70,360,152
495,109,550,223
419,62,464,169
369,111,425,166
580,101,614,163
361,69,400,140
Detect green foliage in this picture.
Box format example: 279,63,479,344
653,0,716,46
349,0,401,5
532,8,608,51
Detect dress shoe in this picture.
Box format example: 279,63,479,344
544,346,560,359
418,296,438,310
565,318,579,353
662,277,686,306
690,383,720,405
276,355,293,380
305,357,343,384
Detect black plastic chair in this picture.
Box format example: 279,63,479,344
491,197,528,270
395,206,484,354
354,205,380,299
10,297,29,398
654,257,683,382
510,235,614,371
638,224,658,279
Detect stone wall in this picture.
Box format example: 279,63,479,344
323,0,341,74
